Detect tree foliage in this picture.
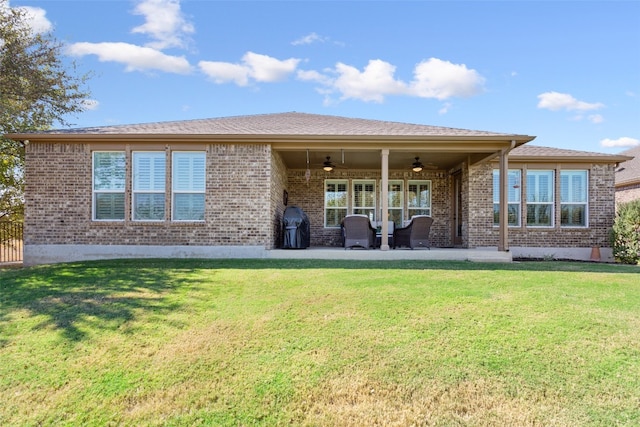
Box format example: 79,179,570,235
611,199,640,265
1,0,91,221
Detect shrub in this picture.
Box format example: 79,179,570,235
611,199,640,264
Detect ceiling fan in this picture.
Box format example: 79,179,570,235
411,157,437,172
322,156,337,172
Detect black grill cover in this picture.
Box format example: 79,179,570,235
282,206,310,249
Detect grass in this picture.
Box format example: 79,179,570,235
1,259,639,426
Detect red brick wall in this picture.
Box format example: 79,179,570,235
270,151,288,248
26,142,618,251
468,162,617,249
616,183,640,207
25,142,275,248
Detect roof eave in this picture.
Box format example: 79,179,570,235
508,154,633,164
615,177,640,188
5,132,536,145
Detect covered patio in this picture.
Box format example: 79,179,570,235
273,122,535,253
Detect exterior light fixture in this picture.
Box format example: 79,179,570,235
412,157,424,172
323,156,335,172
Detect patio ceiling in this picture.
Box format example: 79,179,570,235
278,149,473,171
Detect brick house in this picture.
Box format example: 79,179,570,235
6,112,631,265
615,146,640,206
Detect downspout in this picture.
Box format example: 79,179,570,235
498,140,516,252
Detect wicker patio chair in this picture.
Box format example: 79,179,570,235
393,215,433,249
342,214,377,249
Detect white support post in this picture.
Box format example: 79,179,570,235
380,149,390,251
498,141,515,252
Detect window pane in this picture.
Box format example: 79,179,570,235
572,174,586,202
527,171,553,203
507,171,521,202
409,180,431,217
493,170,521,226
95,193,125,220
133,193,165,220
326,208,347,228
527,204,552,226
561,205,586,226
325,181,347,208
363,183,375,206
493,203,520,227
325,180,348,227
508,204,520,226
94,152,125,190
389,182,403,208
493,170,520,202
385,181,404,227
174,194,205,221
173,152,206,191
133,152,165,191
560,170,587,227
408,181,431,209
93,152,125,221
560,170,587,203
353,181,375,218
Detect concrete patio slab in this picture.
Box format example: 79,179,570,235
268,247,513,263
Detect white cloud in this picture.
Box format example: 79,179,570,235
243,52,300,82
2,2,53,34
332,60,408,103
588,114,604,124
199,52,300,86
438,102,453,115
600,137,640,148
67,42,192,74
131,0,194,50
537,91,604,112
297,69,332,85
18,5,52,33
410,58,485,100
198,61,250,86
299,57,484,104
292,32,327,46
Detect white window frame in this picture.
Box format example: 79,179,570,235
92,151,126,221
526,170,554,227
324,179,348,228
493,169,522,227
407,180,432,218
172,151,206,222
560,170,589,228
352,179,376,220
132,151,166,221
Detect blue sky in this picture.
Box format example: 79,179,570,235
8,0,640,153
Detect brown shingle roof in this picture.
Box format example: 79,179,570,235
512,145,611,157
615,146,640,186
510,144,632,164
28,112,523,137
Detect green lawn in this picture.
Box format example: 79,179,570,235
1,259,639,426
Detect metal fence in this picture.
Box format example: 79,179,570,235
0,222,23,264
